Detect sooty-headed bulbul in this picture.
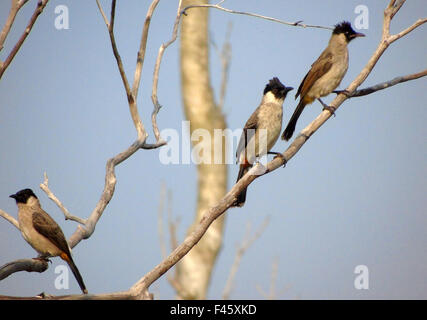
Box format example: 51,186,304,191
281,21,365,141
234,77,293,207
10,188,88,294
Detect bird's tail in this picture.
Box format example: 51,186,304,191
282,99,306,141
234,164,251,207
60,252,88,294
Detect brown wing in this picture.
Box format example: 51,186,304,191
236,108,258,162
295,49,333,99
32,210,71,256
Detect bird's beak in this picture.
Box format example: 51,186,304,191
351,32,365,39
9,194,17,199
285,87,294,93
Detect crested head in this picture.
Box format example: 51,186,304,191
10,188,38,204
263,77,293,100
333,21,365,42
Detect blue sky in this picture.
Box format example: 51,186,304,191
0,0,426,299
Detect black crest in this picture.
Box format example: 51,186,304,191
333,21,353,34
333,21,364,41
264,77,293,99
10,188,38,204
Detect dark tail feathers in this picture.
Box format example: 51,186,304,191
234,164,250,207
282,99,306,141
62,253,88,294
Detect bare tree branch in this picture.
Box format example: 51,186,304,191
346,69,427,98
97,0,143,136
132,0,160,100
0,0,29,51
157,183,186,296
0,209,19,230
222,217,270,300
0,258,48,281
96,0,167,145
181,0,333,31
95,0,109,27
389,17,427,42
39,172,87,225
0,291,139,300
256,257,290,299
157,182,168,260
0,0,49,79
167,189,180,253
211,21,232,110
150,0,184,143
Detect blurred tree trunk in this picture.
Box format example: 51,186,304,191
176,0,228,299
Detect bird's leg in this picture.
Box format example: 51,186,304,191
267,151,287,168
333,89,351,97
318,98,336,117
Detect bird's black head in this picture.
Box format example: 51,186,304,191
264,77,293,99
333,21,365,42
10,188,38,204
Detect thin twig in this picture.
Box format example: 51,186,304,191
389,17,427,42
132,0,161,100
39,172,87,225
0,0,49,79
347,69,427,98
157,182,168,260
181,1,333,31
222,217,270,299
95,0,109,27
151,0,184,143
107,0,132,102
0,0,28,51
0,209,19,230
256,257,290,299
96,0,146,140
167,189,179,252
157,182,182,292
211,21,232,110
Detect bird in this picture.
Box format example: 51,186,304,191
10,188,88,294
281,21,365,141
234,77,293,207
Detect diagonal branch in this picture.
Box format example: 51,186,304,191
0,209,19,230
0,0,49,80
389,17,427,42
0,0,30,52
39,172,87,225
347,69,427,98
